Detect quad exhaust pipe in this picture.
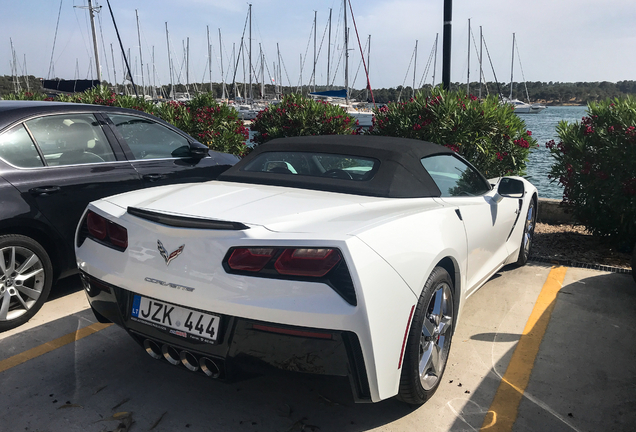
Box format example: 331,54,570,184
143,339,221,379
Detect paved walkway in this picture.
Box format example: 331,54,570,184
0,264,634,431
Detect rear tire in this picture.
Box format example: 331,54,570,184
516,197,537,266
0,235,53,332
397,266,454,405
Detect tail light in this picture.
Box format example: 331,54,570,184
227,248,275,272
224,246,356,305
85,210,128,251
274,248,341,277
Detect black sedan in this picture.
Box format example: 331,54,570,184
0,100,239,331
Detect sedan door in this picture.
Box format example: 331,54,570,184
421,154,519,293
103,113,237,187
0,113,142,262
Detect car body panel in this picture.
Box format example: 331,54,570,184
75,136,539,403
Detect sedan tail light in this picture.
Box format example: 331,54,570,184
85,210,128,251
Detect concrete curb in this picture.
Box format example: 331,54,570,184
537,198,575,224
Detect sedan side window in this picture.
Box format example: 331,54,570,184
421,154,491,197
0,124,44,168
25,114,115,166
108,114,191,160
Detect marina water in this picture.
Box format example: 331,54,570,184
521,105,587,200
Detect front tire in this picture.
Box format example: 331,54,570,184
397,266,455,405
516,197,537,266
0,235,53,332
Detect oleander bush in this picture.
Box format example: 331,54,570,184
154,93,249,156
547,96,636,248
250,93,360,145
370,88,537,177
3,88,249,156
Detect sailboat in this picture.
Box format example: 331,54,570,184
309,0,374,127
503,33,546,114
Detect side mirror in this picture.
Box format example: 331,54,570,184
189,141,210,159
497,177,525,198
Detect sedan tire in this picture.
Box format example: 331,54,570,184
0,235,53,332
397,266,454,405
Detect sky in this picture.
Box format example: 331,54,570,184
2,0,635,91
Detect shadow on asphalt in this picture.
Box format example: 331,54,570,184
48,273,84,301
448,271,636,432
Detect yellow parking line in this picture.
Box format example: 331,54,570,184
481,266,568,431
0,322,112,373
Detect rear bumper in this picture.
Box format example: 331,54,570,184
80,271,372,402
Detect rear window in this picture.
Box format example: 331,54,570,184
242,151,379,181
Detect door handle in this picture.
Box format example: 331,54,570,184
29,186,61,196
143,174,167,181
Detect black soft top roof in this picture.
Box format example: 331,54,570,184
218,135,456,198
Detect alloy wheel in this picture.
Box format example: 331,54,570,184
0,246,46,322
418,282,453,390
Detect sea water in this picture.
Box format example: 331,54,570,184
521,106,588,200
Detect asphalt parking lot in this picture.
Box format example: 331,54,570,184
1,263,634,432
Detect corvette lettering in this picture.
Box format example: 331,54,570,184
144,277,195,292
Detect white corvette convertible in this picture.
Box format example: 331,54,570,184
75,135,537,404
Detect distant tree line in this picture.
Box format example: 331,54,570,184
2,75,635,105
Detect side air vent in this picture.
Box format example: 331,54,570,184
127,207,249,230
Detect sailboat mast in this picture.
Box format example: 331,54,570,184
248,3,252,101
478,26,483,99
136,10,145,96
344,0,349,104
510,33,515,99
87,0,101,83
110,43,117,92
277,43,281,97
413,40,418,98
313,10,317,92
219,29,225,99
207,26,212,93
467,18,470,95
432,33,438,87
260,44,264,98
327,8,332,88
366,35,370,101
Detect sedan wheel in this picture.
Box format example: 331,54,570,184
398,266,454,405
0,235,53,332
516,198,536,266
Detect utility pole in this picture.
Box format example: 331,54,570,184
442,0,452,90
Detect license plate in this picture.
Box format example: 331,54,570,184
131,295,220,343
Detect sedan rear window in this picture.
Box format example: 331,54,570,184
242,151,379,181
